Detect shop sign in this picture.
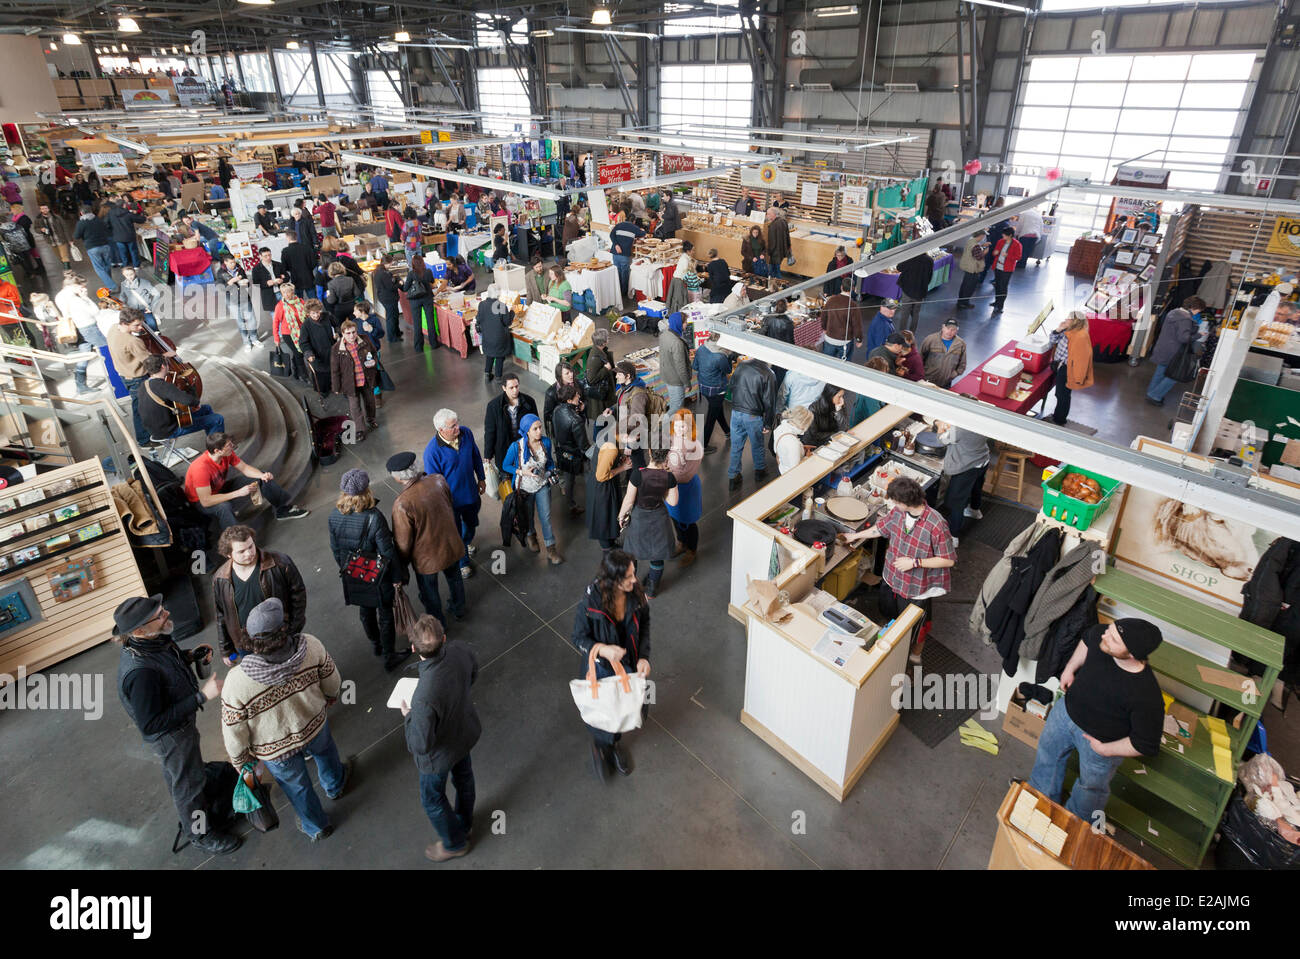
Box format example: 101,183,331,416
597,160,632,186
661,155,695,175
1266,216,1300,258
232,161,263,182
88,153,128,178
120,88,170,109
438,131,451,142
420,131,433,144
740,163,798,192
173,76,210,107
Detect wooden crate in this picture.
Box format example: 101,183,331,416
989,782,1154,870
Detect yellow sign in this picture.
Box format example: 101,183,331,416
420,131,433,144
438,131,451,142
1266,216,1300,257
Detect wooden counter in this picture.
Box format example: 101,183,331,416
726,405,924,801
677,217,858,279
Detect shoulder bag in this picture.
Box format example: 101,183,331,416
1165,339,1200,383
339,511,389,607
232,763,279,833
569,645,649,734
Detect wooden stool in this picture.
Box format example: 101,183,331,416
989,448,1032,503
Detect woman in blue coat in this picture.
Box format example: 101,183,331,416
501,414,562,564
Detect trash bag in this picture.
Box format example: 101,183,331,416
1215,793,1300,870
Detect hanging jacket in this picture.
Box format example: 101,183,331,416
986,526,1063,675
970,522,1054,644
1020,539,1102,661
1196,259,1231,310
1035,585,1099,685
1240,537,1298,629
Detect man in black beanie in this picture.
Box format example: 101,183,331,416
1027,619,1165,824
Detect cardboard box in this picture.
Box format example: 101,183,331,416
1002,693,1049,750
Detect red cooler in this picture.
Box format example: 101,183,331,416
980,355,1024,399
1014,339,1051,372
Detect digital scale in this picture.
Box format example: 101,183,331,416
818,602,879,647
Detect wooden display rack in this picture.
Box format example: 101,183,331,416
989,782,1153,870
0,459,146,683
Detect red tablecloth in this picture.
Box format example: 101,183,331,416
1086,314,1134,362
952,339,1055,415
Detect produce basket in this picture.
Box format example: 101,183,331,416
1041,466,1121,531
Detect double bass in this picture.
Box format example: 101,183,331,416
97,288,203,427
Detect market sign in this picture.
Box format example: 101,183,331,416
1266,216,1300,258
121,88,171,109
597,160,633,186
88,153,128,178
231,161,264,182
661,155,695,175
173,76,209,107
420,131,433,144
740,163,798,192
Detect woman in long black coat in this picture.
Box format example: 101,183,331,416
586,442,629,551
477,288,514,382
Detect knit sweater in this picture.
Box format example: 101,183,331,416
220,633,340,767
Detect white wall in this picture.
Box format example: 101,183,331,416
0,37,61,122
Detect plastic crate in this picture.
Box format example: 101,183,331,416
1041,466,1121,530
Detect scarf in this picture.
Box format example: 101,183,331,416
280,297,304,346
239,631,309,685
346,338,365,387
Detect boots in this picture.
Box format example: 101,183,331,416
546,544,564,565
678,549,697,568
643,566,663,598
909,621,932,665
525,532,540,553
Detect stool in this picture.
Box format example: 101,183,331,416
988,448,1032,503
151,435,197,468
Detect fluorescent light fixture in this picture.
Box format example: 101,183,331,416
618,128,874,156
184,45,190,53
285,40,300,49
670,122,911,144
118,17,140,33
546,130,772,164
531,30,555,37
238,0,275,5
339,150,565,200
107,133,150,153
555,27,659,39
48,41,57,50
63,33,80,45
112,45,121,53
171,46,178,54
963,0,1033,13
394,30,410,42
816,4,859,16
399,41,475,50
592,6,612,26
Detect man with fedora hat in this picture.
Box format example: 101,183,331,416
113,595,241,855
1028,619,1165,823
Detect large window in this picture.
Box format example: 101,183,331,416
664,1,741,35
659,63,752,154
367,70,405,121
318,51,357,105
1008,52,1257,245
476,67,530,136
240,53,274,93
1041,0,1250,9
475,13,528,46
274,49,319,107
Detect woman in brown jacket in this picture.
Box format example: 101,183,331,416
330,319,379,440
1048,311,1094,426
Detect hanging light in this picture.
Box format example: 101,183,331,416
237,0,275,5
592,2,612,25
285,40,300,49
118,16,140,32
111,45,120,53
172,46,179,54
49,41,58,50
394,30,410,42
184,44,191,52
62,32,81,45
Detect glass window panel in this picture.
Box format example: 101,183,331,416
1124,83,1183,108
1023,83,1070,105
1130,54,1189,81
1067,107,1120,131
1018,105,1070,129
1077,56,1129,83
1169,171,1224,191
1061,131,1110,156
1171,110,1238,137
1010,153,1060,171
1180,82,1249,111
1027,57,1078,82
1070,83,1127,107
1014,129,1063,155
1169,136,1232,155
1116,109,1176,135
1188,52,1257,80
1111,134,1170,159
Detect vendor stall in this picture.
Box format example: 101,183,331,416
565,254,622,313
952,340,1056,416
676,212,860,281
858,250,953,300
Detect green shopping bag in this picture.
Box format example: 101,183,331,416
233,763,279,832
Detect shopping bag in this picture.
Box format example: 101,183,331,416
484,460,503,501
1165,339,1200,383
569,646,648,734
394,583,418,638
70,244,84,263
233,763,279,833
268,345,290,378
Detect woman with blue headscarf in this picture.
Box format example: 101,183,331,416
501,413,563,565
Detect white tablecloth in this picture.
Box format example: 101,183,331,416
566,235,599,263
568,264,621,312
628,259,675,299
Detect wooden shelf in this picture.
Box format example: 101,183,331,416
0,504,111,551
1116,754,1228,828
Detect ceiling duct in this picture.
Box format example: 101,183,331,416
797,14,938,91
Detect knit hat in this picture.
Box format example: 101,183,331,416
386,451,416,473
340,468,370,495
246,598,284,639
518,413,541,438
1115,618,1162,660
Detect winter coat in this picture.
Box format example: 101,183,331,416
108,204,146,243
1064,326,1094,390
821,293,863,342
658,323,691,388
729,359,778,427
693,343,733,396
212,549,308,658
585,345,616,410
391,474,464,576
422,427,485,510
766,215,791,264
552,403,588,472
958,235,988,274
1035,586,1099,685
920,332,967,387
476,296,514,358
329,336,378,398
328,507,397,606
1151,308,1196,366
484,392,539,466
281,240,316,292
404,641,481,776
324,275,358,321
898,254,934,300
571,581,651,678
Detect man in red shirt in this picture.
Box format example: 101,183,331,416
384,203,404,244
316,193,337,238
184,431,310,530
990,226,1022,315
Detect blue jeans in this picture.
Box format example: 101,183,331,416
229,297,258,345
73,324,109,391
86,244,117,292
821,339,853,362
419,753,475,852
123,375,150,444
455,501,480,570
665,384,685,415
1145,363,1180,402
263,723,345,839
1028,699,1124,825
156,404,225,442
532,485,555,546
728,409,766,478
414,566,467,626
612,253,631,298
115,240,139,268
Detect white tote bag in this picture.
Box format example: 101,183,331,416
483,459,502,501
570,646,647,734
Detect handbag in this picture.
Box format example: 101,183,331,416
55,314,79,345
268,345,290,378
393,583,418,638
484,460,503,501
339,513,389,607
569,646,648,734
69,244,84,263
1165,339,1200,383
233,763,279,833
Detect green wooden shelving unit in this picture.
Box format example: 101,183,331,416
1077,567,1285,868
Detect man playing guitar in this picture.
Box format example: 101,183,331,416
137,354,225,445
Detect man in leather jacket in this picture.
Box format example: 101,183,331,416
211,525,307,664
726,357,778,492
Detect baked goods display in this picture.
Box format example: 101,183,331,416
1060,472,1103,504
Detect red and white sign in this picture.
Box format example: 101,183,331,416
597,160,632,186
661,155,695,175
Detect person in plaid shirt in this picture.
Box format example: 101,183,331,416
842,477,955,664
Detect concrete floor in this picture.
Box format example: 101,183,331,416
2,189,1294,870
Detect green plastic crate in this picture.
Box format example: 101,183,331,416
1041,465,1121,531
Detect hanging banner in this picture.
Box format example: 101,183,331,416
1266,216,1300,257
661,155,695,175
597,160,632,186
739,163,798,192
173,76,210,107
232,161,264,182
120,88,171,109
437,131,451,142
88,153,129,178
420,131,433,144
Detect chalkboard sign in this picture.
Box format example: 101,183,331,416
152,235,170,278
